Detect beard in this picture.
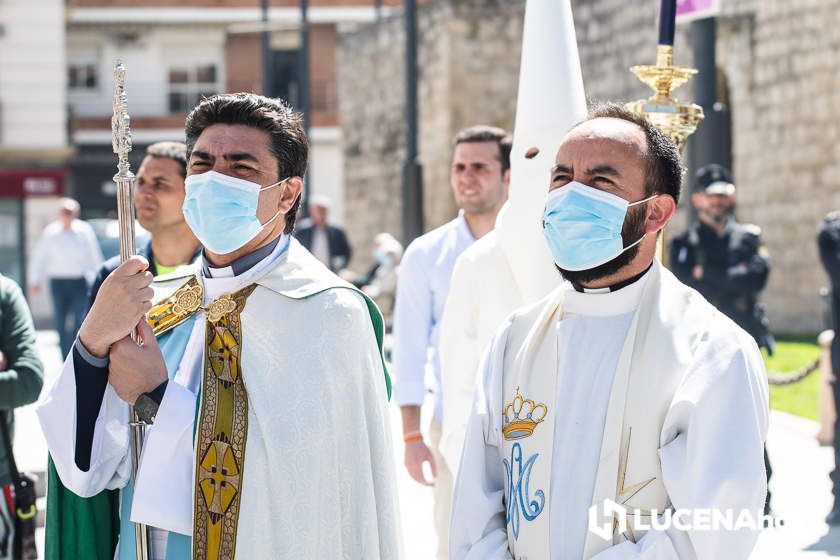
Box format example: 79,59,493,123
556,205,649,286
701,207,731,225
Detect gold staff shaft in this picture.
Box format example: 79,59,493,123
112,61,151,560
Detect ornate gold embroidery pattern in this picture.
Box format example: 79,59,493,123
147,276,203,336
205,294,237,324
612,428,657,543
193,284,257,560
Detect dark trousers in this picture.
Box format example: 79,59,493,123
830,377,840,505
49,277,88,358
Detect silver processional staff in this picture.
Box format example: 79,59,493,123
112,60,151,560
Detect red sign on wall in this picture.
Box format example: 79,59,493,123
0,168,67,197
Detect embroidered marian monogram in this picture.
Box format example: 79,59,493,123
503,442,545,540
502,387,547,440
192,283,257,560
501,388,547,538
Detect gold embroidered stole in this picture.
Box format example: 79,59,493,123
147,276,203,336
146,277,259,559
192,284,257,560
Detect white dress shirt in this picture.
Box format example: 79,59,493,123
392,211,476,421
28,219,103,285
310,227,330,266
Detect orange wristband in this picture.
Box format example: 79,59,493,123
403,431,424,443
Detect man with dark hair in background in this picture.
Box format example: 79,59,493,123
393,124,512,559
670,164,774,354
295,194,353,272
89,141,201,301
39,93,400,559
451,106,767,559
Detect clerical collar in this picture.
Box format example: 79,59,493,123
569,263,653,294
202,236,282,278
563,264,652,317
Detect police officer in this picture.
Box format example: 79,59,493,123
670,163,774,515
670,164,774,353
819,211,840,524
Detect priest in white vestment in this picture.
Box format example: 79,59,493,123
450,105,769,560
38,93,401,560
438,0,587,474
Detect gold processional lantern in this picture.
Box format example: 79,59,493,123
626,0,705,263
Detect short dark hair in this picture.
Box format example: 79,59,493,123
585,103,683,203
184,93,309,234
453,125,513,173
146,141,188,178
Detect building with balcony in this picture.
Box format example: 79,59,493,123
65,0,400,225
0,0,70,291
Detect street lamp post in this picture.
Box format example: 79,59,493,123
687,17,731,192
260,0,273,96
402,0,424,244
299,0,312,210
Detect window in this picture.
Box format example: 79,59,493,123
68,64,98,89
168,65,219,113
271,50,300,107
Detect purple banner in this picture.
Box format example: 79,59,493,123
676,0,718,22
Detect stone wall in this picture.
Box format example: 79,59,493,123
338,0,840,334
338,0,523,273
716,0,840,333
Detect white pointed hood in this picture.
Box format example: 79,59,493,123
496,0,588,302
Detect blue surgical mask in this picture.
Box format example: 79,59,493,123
542,181,656,271
182,170,289,255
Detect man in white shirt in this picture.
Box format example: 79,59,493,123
450,104,769,559
28,198,103,356
392,125,511,559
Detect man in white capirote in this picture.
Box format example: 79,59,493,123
392,124,511,559
438,0,587,477
449,104,768,560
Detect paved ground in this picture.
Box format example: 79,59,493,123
13,330,840,559
751,412,840,559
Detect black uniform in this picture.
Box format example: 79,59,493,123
670,217,774,515
819,211,840,520
670,219,774,354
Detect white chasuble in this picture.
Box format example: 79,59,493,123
39,238,402,559
450,261,769,560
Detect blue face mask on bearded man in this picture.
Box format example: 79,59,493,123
542,181,656,282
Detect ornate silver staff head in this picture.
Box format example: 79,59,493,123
112,60,134,181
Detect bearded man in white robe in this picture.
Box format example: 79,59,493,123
450,104,769,560
38,93,401,560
